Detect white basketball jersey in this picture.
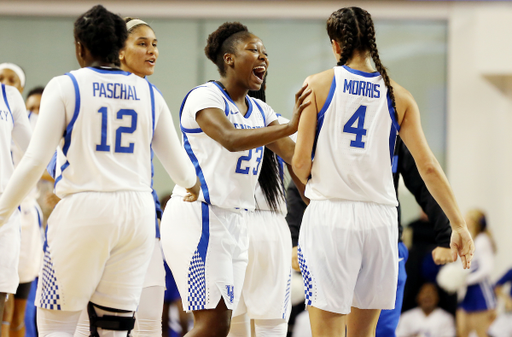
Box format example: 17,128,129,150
54,67,158,197
173,82,277,210
1,84,30,194
254,116,291,215
11,112,40,200
305,66,399,206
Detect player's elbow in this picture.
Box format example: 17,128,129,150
292,155,311,182
222,139,242,152
216,131,241,152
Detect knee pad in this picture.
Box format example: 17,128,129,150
87,302,135,337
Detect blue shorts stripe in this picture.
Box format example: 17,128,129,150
186,202,210,311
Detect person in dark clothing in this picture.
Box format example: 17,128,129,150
286,135,455,337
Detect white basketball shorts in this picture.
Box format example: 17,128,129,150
36,191,155,312
233,210,292,321
19,198,44,283
142,238,166,289
0,209,21,294
298,200,398,314
161,197,249,312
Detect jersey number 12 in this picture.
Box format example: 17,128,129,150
96,107,138,153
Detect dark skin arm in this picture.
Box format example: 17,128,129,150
195,85,311,153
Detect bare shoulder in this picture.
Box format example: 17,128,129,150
304,69,334,90
389,78,417,121
390,78,414,105
303,69,334,111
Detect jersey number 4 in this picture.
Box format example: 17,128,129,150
343,105,367,148
235,146,263,175
96,107,138,154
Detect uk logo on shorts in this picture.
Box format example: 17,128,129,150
226,285,234,304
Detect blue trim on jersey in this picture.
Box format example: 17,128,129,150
35,206,42,229
183,133,211,204
46,151,58,179
252,99,267,126
391,155,398,174
147,80,156,137
198,202,210,261
62,73,81,156
387,93,400,132
54,161,69,186
389,124,398,162
1,84,14,125
42,224,48,253
277,156,286,190
342,65,380,78
87,67,132,76
212,81,253,119
311,76,336,160
387,92,400,162
152,187,161,239
179,87,206,134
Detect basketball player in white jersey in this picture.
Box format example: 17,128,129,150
292,7,474,337
74,17,166,337
0,62,44,337
228,84,294,337
0,81,32,337
0,5,198,337
161,22,310,337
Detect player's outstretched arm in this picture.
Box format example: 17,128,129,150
395,81,474,269
8,86,32,153
196,85,310,153
152,96,197,196
292,80,318,184
0,78,66,227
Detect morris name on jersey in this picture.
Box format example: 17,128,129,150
343,79,381,98
92,82,141,101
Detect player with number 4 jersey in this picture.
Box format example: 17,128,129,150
292,7,473,337
305,65,398,206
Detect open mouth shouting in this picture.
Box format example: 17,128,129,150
252,65,266,83
146,58,156,66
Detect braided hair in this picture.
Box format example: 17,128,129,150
205,22,251,76
74,5,127,64
248,79,285,213
327,7,397,118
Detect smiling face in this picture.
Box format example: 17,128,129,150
227,34,268,91
0,68,23,93
119,25,158,78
